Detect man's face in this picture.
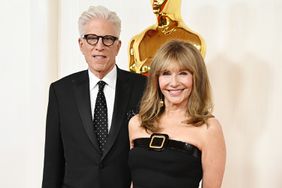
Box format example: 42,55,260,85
79,18,121,79
151,0,168,14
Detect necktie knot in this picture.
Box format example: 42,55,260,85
97,81,106,91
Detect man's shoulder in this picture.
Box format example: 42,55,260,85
117,68,146,82
51,70,88,87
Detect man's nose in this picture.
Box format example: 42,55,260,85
95,38,105,50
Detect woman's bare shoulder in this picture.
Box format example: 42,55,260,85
128,114,142,131
202,117,225,148
206,117,223,132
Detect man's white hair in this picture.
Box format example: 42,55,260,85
78,5,121,37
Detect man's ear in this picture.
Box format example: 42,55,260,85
78,38,83,51
116,40,122,53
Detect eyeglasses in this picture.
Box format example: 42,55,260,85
82,34,118,47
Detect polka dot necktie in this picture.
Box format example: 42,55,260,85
93,81,108,152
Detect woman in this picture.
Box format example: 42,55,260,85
128,40,226,188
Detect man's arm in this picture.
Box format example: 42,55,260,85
42,84,65,188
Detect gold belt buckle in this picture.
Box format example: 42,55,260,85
149,133,168,151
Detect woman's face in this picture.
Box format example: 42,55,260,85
151,0,168,14
158,63,193,108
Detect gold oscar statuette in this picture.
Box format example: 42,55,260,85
128,0,206,75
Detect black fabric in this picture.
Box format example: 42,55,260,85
42,68,147,188
129,136,203,188
93,81,108,152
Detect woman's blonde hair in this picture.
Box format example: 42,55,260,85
139,40,213,132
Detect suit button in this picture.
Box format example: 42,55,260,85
98,163,104,169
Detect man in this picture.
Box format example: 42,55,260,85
42,5,146,188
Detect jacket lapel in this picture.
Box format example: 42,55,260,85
101,68,131,160
72,71,100,152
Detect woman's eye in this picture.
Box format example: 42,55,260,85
179,71,189,75
161,71,170,75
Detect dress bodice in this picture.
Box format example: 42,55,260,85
128,134,202,188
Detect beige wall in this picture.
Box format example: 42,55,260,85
0,0,281,187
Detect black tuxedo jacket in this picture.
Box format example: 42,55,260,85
42,67,146,188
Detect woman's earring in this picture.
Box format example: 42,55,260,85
159,99,164,107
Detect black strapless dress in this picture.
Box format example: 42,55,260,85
128,134,202,188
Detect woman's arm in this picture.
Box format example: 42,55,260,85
201,118,226,188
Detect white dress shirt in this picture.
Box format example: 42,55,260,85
88,66,117,132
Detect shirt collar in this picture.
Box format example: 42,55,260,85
88,66,117,90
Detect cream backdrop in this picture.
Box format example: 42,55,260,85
0,0,281,187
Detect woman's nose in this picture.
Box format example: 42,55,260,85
170,75,179,86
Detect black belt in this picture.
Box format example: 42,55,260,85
133,133,201,159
